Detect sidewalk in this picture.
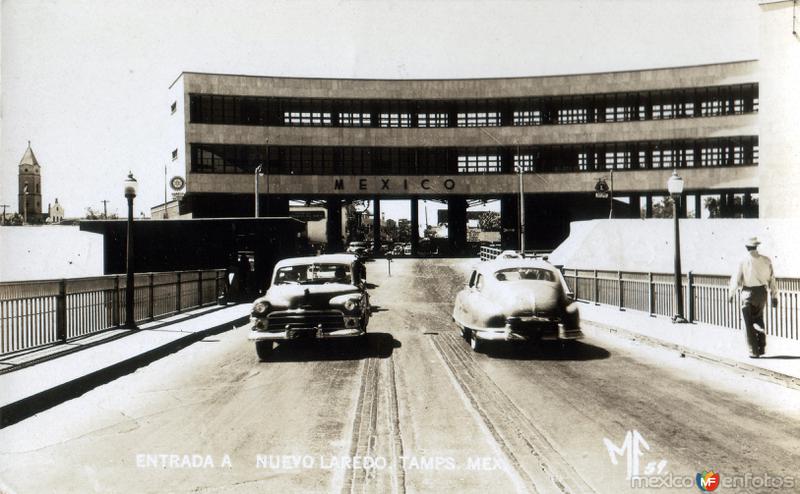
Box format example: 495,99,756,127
578,302,800,389
0,303,251,428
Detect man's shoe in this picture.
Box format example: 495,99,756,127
748,353,761,358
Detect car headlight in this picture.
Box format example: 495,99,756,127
252,301,270,316
344,299,360,312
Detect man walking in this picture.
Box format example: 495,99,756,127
728,237,778,358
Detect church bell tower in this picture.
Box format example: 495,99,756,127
18,141,43,223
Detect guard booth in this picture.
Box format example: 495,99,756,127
80,217,309,299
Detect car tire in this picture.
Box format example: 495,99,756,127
255,341,273,361
470,334,484,353
459,325,470,340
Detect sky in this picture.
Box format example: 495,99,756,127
1,0,760,220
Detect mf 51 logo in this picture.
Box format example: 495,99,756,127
603,430,667,480
696,470,720,491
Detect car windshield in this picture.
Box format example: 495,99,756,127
494,267,556,282
274,263,352,285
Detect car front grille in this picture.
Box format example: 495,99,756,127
266,310,346,332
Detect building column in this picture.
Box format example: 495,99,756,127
410,198,419,255
695,194,702,219
372,199,381,253
448,196,468,255
500,195,518,250
326,198,343,253
629,193,641,218
645,194,653,218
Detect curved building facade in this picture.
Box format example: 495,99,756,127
169,61,759,252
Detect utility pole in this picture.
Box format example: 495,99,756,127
101,200,110,219
0,204,8,225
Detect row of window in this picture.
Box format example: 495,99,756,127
188,83,758,128
190,137,758,175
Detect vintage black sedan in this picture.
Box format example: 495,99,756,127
452,258,582,352
248,254,370,360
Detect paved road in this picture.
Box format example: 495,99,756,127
1,258,799,493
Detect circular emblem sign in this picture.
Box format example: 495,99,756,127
170,176,186,191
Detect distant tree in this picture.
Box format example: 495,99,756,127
703,197,721,218
478,211,501,232
651,197,675,218
382,219,398,242
84,207,118,219
7,213,23,225
397,219,411,242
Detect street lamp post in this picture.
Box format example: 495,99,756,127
667,170,687,323
254,164,263,217
123,171,138,329
516,160,525,254
254,138,270,217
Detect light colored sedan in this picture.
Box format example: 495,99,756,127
452,258,582,352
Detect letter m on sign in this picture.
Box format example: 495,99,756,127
334,179,344,190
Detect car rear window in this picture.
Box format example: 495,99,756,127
494,268,555,282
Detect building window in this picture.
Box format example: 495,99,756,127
284,111,332,126
457,154,501,173
604,106,632,122
379,113,411,128
172,149,178,160
171,101,177,114
339,112,372,127
457,112,501,127
652,104,676,120
700,100,725,116
701,147,725,166
605,151,631,169
418,113,449,128
557,108,587,124
513,154,536,172
513,110,542,126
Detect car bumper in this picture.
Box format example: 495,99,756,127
248,327,365,341
473,324,583,342
248,312,365,341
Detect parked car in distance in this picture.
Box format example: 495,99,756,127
403,244,412,256
452,258,582,352
392,244,405,256
248,254,370,360
346,241,368,259
497,250,523,260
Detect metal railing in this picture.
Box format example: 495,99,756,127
0,269,227,355
479,245,552,262
562,269,800,340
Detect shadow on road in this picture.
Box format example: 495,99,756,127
260,332,400,362
474,340,611,361
759,355,800,360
